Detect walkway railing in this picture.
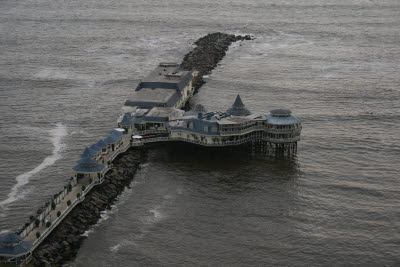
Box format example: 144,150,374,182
133,129,168,136
131,135,300,147
17,141,128,263
109,142,131,162
31,193,84,252
132,136,255,147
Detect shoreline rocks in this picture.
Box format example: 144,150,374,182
30,148,146,266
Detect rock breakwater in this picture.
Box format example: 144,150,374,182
180,32,253,96
30,148,146,266
28,32,251,266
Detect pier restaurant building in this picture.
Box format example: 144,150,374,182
119,95,302,148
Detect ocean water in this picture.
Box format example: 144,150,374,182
1,0,399,265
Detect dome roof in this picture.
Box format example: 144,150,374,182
226,95,251,116
270,109,292,117
0,233,22,245
0,233,32,256
110,129,123,137
266,113,300,125
194,104,206,112
89,144,100,154
73,158,105,173
104,134,120,144
96,140,108,149
80,147,96,159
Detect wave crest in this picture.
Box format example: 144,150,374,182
0,123,67,207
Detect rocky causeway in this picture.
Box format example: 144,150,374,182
29,32,252,266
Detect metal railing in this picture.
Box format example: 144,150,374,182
219,126,264,136
131,136,255,147
31,194,84,252
131,135,300,147
23,152,118,255
109,142,131,162
133,129,168,135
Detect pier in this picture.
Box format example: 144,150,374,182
1,37,301,264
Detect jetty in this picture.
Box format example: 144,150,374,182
0,33,301,266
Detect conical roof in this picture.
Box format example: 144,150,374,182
96,140,108,149
104,134,119,144
80,147,95,159
232,94,245,108
89,144,100,154
0,233,32,256
0,233,21,245
76,157,98,165
194,104,206,112
73,157,105,173
110,129,123,137
226,94,251,116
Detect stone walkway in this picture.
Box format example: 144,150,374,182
23,133,131,244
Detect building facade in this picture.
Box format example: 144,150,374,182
120,94,302,147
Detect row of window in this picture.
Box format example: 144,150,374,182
264,132,300,139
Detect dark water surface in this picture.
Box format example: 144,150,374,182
1,0,399,265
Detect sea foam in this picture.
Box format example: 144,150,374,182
0,123,67,207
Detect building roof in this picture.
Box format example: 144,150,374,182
0,233,32,257
266,114,300,125
80,147,96,159
73,158,105,173
110,129,123,137
138,63,193,92
119,114,132,126
124,63,195,109
96,140,108,149
194,104,206,112
104,134,120,144
226,95,251,116
89,144,100,154
233,94,245,108
0,233,22,244
270,109,292,117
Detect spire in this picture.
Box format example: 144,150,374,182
233,94,245,108
226,94,251,116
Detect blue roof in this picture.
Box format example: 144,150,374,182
226,94,251,116
104,134,119,144
73,158,105,173
233,94,245,108
119,115,169,126
124,100,168,108
80,147,96,159
96,140,108,149
119,114,132,126
110,130,123,137
76,157,98,165
0,233,32,256
135,70,194,93
266,114,300,125
142,116,169,122
125,91,184,109
194,104,207,112
89,144,101,154
0,233,21,244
